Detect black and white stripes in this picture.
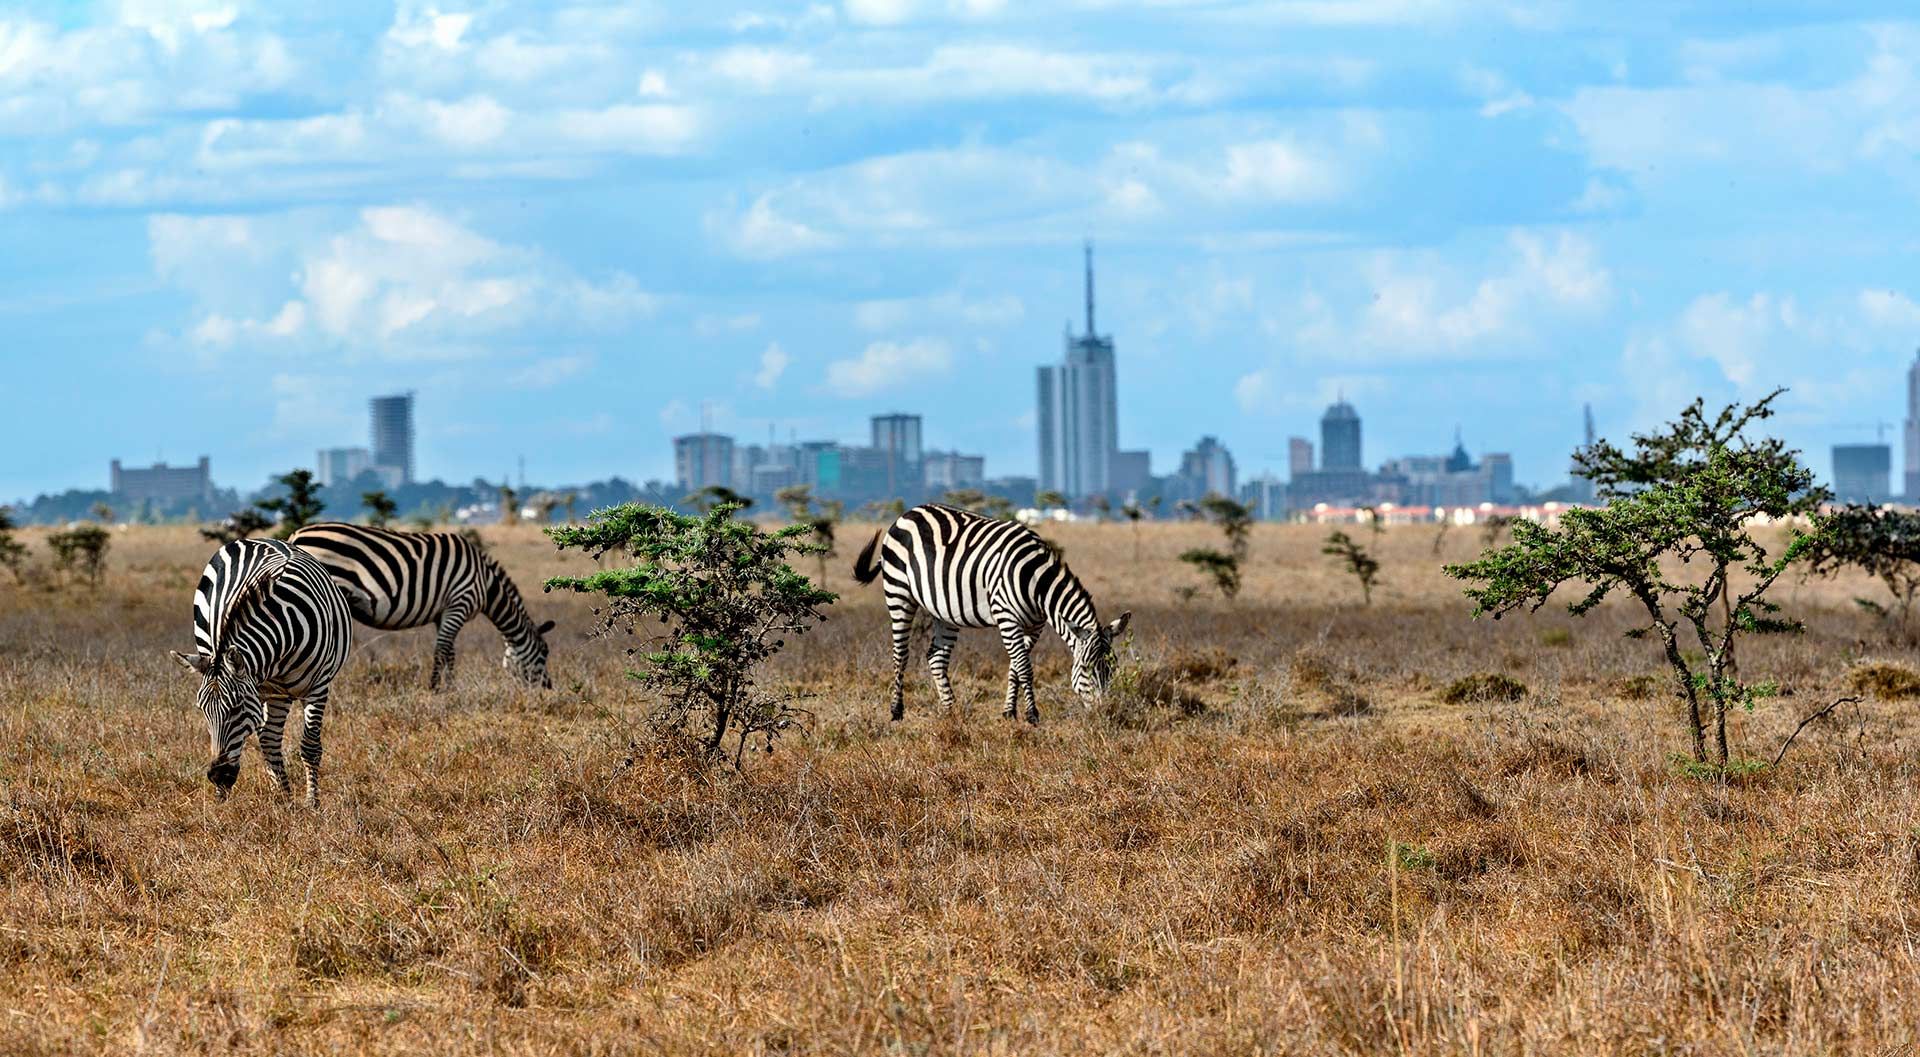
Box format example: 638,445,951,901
852,503,1129,722
289,523,553,689
168,538,352,805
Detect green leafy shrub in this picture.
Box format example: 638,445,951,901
1322,530,1380,605
544,503,835,764
47,525,110,587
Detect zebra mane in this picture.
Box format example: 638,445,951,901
210,543,292,665
479,551,533,630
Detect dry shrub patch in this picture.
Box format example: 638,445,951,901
1847,660,1920,699
1439,671,1528,704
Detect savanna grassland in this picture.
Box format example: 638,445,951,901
6,519,1920,1055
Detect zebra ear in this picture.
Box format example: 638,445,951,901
1107,611,1132,638
537,620,555,636
170,650,212,675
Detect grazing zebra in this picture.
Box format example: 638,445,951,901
852,503,1130,723
288,523,554,690
168,538,351,805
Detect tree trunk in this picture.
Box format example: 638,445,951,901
1652,616,1706,762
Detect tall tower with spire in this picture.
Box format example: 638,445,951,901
1906,350,1920,501
1037,241,1119,498
1570,403,1597,503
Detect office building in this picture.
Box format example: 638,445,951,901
370,393,415,486
923,450,986,491
111,457,212,504
674,433,735,493
1110,449,1152,496
1174,436,1237,499
871,413,923,495
1835,443,1892,504
1321,400,1362,470
1288,437,1314,478
317,447,370,489
1037,242,1119,499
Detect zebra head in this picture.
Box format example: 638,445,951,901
1068,611,1133,700
169,648,262,799
502,619,556,688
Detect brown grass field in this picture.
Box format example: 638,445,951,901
5,519,1920,1055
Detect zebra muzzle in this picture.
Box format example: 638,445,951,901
207,760,239,792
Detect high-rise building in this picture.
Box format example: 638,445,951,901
1569,404,1597,503
1321,400,1362,470
674,433,735,493
1175,436,1237,499
1835,444,1892,504
871,413,923,495
1037,242,1119,499
1906,352,1920,500
370,393,415,486
1110,449,1152,496
111,457,212,503
1288,437,1314,478
317,447,370,488
923,450,986,491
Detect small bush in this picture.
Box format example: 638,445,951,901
1847,661,1920,700
1289,651,1373,717
1439,672,1528,705
1612,674,1662,700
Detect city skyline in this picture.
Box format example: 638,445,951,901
7,4,1920,499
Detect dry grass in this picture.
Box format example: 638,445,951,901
3,520,1920,1054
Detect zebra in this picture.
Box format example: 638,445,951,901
168,538,352,805
851,503,1130,723
287,523,554,690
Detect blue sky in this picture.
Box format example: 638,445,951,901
4,0,1920,500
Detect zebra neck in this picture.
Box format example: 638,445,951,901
1041,569,1098,640
481,567,534,645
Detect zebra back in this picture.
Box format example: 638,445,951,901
868,503,1101,633
192,538,351,683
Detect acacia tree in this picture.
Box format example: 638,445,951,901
499,485,520,526
1322,530,1380,604
776,485,843,580
362,490,398,527
47,525,110,587
256,469,326,539
0,507,28,581
545,503,835,763
1120,500,1145,562
1803,504,1920,633
201,508,273,545
1180,495,1255,600
686,485,752,515
1446,391,1827,767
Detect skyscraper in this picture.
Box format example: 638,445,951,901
1321,400,1362,470
370,393,415,486
871,412,923,496
1835,444,1892,504
1569,403,1597,503
316,447,370,488
1288,437,1314,478
1906,351,1920,500
675,433,735,492
1037,242,1119,499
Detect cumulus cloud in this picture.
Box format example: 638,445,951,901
753,342,790,389
853,291,1023,332
150,204,655,358
825,337,950,396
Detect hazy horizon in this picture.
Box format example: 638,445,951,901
6,1,1920,500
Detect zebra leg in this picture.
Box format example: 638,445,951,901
998,623,1038,722
258,696,293,796
926,622,960,711
886,596,916,721
428,600,475,691
298,688,330,807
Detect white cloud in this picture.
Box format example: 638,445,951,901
713,193,839,258
753,342,790,389
825,337,950,396
150,204,655,359
508,354,591,388
712,47,814,90
853,290,1023,332
844,0,915,25
1221,139,1340,202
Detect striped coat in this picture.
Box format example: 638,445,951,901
168,538,352,805
289,523,554,689
852,503,1129,722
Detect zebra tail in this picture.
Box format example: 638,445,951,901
852,531,883,585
